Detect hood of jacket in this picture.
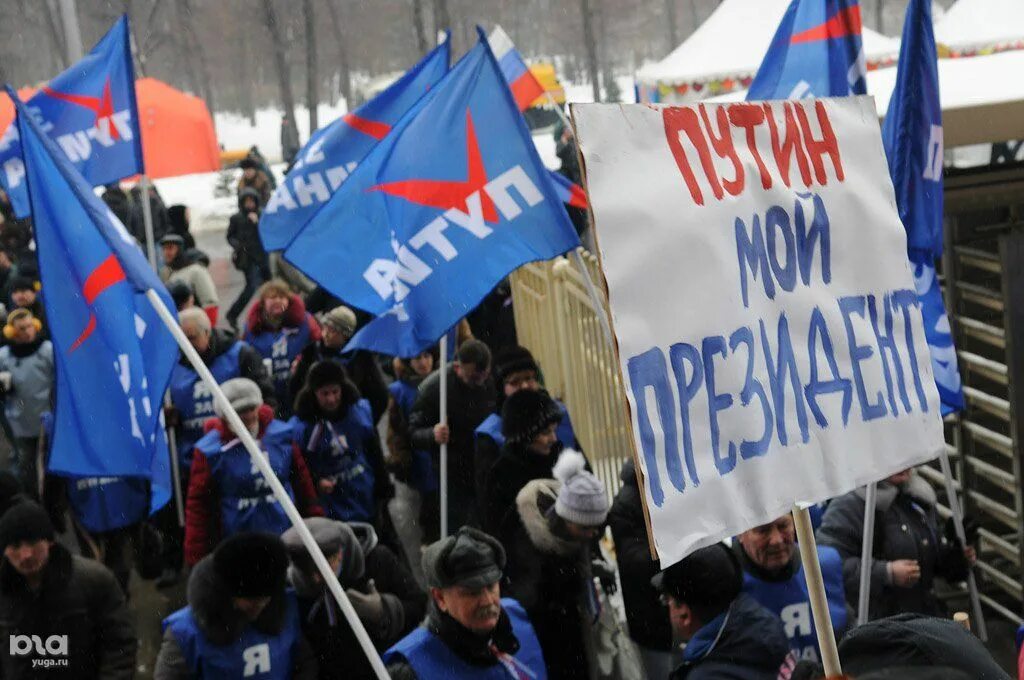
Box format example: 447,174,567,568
856,473,936,514
237,186,262,211
283,518,369,598
516,478,579,557
186,555,289,646
245,293,309,336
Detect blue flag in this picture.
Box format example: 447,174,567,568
284,34,580,357
882,0,963,414
10,87,177,511
748,0,867,100
260,40,451,251
0,16,142,219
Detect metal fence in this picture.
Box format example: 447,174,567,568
510,249,634,500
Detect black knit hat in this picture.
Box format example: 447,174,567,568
0,501,54,549
493,345,539,386
652,543,742,612
9,276,35,294
306,360,347,392
213,533,289,597
501,389,562,444
168,281,193,309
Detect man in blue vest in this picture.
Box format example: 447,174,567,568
384,527,546,679
156,532,318,679
473,346,578,506
734,514,848,662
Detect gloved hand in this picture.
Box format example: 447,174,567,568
945,515,979,546
592,559,617,595
347,579,385,628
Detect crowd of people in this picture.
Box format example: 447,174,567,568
0,154,1015,680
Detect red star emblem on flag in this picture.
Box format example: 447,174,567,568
42,78,122,141
369,110,499,223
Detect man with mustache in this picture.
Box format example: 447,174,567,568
384,527,546,679
734,514,848,662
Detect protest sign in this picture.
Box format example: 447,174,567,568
572,97,945,566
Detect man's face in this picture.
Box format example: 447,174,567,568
433,581,502,635
738,515,796,572
322,324,347,349
315,384,342,414
182,321,211,354
12,317,37,345
239,407,261,435
11,288,35,308
4,540,51,579
564,519,601,542
310,550,344,585
664,594,699,641
887,469,912,486
262,293,289,318
243,196,259,213
232,595,271,622
242,167,256,180
503,369,539,397
455,361,489,387
528,422,558,456
161,243,179,265
410,351,434,377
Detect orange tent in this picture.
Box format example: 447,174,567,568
0,77,219,180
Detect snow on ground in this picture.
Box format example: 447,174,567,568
214,101,350,162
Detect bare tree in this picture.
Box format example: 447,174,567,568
304,0,318,131
325,0,353,108
580,0,601,101
433,0,450,40
42,0,69,70
262,0,299,143
875,0,885,33
665,0,678,52
412,0,429,55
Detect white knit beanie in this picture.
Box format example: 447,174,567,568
553,449,609,527
214,377,263,417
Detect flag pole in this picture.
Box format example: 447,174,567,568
792,504,842,677
145,288,390,680
439,332,449,539
857,482,877,625
569,249,614,350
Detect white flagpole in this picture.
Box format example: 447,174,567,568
439,332,449,539
792,505,842,677
569,249,614,351
145,288,390,680
857,482,877,625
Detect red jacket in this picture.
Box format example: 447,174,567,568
184,404,323,565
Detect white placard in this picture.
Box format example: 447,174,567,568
573,97,945,566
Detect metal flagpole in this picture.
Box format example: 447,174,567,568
139,175,158,270
857,482,877,626
792,505,842,677
146,288,390,679
439,332,449,539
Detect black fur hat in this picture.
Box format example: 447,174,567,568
213,532,288,597
501,389,562,445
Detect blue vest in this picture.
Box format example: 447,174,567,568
384,598,547,680
163,593,302,679
196,420,297,538
67,476,149,533
170,342,244,466
741,545,847,661
245,319,314,415
291,399,376,522
474,401,578,449
389,380,437,494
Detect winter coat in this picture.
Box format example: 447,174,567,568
166,204,196,250
155,554,318,680
0,337,53,438
408,367,495,504
608,460,672,652
237,171,273,207
290,341,389,424
816,475,969,620
243,293,321,416
285,521,425,680
0,543,136,679
183,405,323,565
127,188,170,248
101,186,131,229
161,258,218,313
227,188,268,269
505,478,595,680
483,439,562,552
669,593,791,680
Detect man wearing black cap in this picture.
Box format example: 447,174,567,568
0,502,136,679
384,527,545,679
654,543,793,679
159,233,219,326
157,532,318,679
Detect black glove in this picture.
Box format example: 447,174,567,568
944,515,979,546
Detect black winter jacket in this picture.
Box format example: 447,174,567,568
483,440,561,550
289,341,389,424
608,460,672,651
0,543,136,679
227,188,267,269
816,475,968,620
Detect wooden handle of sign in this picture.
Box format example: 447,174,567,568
792,505,843,677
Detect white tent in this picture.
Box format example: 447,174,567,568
635,0,899,102
934,0,1024,56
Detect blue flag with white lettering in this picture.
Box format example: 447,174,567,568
10,87,176,511
0,16,142,219
284,34,580,357
748,0,867,100
882,0,963,414
260,40,450,251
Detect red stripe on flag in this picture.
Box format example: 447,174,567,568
69,314,97,354
82,254,126,304
343,113,392,140
790,5,862,44
41,87,101,113
510,75,547,111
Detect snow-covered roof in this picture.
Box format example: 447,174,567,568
934,0,1024,54
636,0,900,87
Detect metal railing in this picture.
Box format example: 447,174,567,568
510,249,634,499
